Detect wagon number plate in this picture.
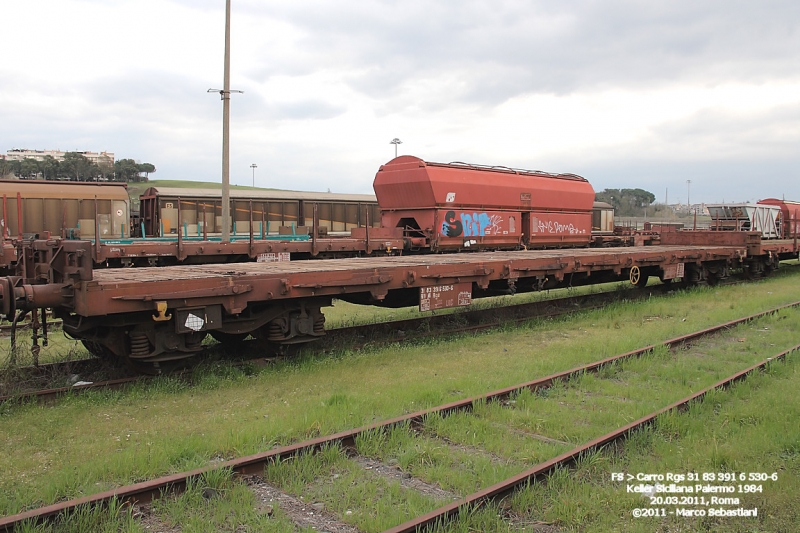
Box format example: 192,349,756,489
662,262,685,280
257,252,290,262
419,282,472,312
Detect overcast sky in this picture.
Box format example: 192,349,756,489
2,0,799,203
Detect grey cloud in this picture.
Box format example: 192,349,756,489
85,71,217,118
232,0,800,107
583,157,800,206
264,100,345,120
642,102,800,158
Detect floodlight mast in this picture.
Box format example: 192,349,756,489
390,138,402,158
208,0,243,242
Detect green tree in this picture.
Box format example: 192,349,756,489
19,158,40,178
596,188,656,217
137,162,156,181
114,158,140,182
96,156,114,181
40,155,59,180
60,152,93,181
0,158,14,178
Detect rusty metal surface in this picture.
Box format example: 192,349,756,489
385,341,800,533
1,303,795,532
92,236,406,263
373,155,593,211
71,245,745,316
0,376,141,405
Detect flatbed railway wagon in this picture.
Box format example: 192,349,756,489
3,229,797,371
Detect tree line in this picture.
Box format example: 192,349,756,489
0,152,156,182
595,188,657,217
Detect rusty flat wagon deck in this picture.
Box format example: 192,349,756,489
77,244,763,316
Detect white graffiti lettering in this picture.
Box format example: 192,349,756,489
536,220,586,235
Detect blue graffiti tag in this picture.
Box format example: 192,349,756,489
460,212,491,237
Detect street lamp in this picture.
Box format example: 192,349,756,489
686,180,691,207
250,163,257,188
390,138,402,158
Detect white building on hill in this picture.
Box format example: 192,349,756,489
5,149,115,164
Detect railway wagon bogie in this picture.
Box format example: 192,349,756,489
60,297,331,371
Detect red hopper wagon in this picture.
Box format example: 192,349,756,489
374,156,595,251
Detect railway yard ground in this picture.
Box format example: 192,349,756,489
1,263,799,532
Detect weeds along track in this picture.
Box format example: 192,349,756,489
0,284,672,405
1,303,797,532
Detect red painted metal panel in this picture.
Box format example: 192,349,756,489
528,211,592,244
374,155,595,212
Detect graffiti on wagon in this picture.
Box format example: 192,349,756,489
440,211,514,238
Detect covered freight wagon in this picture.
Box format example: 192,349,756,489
757,198,800,239
0,180,130,239
139,187,380,238
373,156,595,251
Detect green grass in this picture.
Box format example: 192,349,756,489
323,279,633,329
507,355,800,532
1,267,799,528
337,311,800,531
264,444,444,531
13,497,139,533
356,423,523,495
0,330,88,370
153,468,299,532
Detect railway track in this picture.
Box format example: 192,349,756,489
1,302,796,532
0,283,671,405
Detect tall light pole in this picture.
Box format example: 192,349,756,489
250,163,257,188
208,0,242,242
390,138,402,158
686,180,691,207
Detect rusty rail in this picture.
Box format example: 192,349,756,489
385,341,800,532
1,302,797,531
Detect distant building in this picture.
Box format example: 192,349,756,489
5,149,115,165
